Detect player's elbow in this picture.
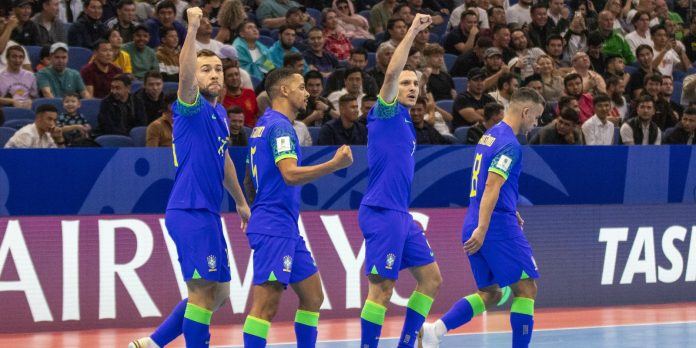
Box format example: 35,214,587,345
280,171,302,186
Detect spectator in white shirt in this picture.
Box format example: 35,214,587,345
582,93,616,145
651,24,690,77
506,0,532,26
5,104,64,148
625,11,653,54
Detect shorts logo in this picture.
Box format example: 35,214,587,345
283,255,293,272
385,253,396,270
207,255,217,272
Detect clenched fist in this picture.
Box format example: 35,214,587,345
187,7,203,30
332,145,353,170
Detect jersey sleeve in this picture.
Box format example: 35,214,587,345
173,90,202,117
373,95,399,120
488,143,520,180
268,122,298,163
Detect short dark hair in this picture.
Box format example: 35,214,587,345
266,68,301,99
394,3,412,16
559,107,580,123
523,74,542,86
387,17,406,31
350,47,368,59
159,26,178,39
133,24,149,34
593,93,611,106
339,93,357,105
415,96,427,107
606,75,623,88
461,9,478,22
308,26,323,35
563,73,582,87
144,71,163,83
227,106,244,115
643,73,663,86
344,66,363,81
36,104,59,115
62,92,80,100
112,74,132,86
362,94,378,103
635,44,653,56
476,36,493,48
635,94,654,108
683,106,696,116
156,0,176,14
510,87,545,108
558,95,577,111
5,44,24,59
487,6,504,18
650,24,667,36
484,102,504,121
116,0,135,9
497,72,517,91
530,3,547,13
93,39,111,51
546,34,563,47
283,52,304,67
587,31,604,47
278,24,296,35
631,10,650,25
304,70,323,83
492,24,509,35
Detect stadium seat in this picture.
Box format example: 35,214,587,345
129,126,147,147
211,26,219,38
79,99,102,129
25,45,42,68
68,47,93,71
258,35,275,47
672,80,682,105
4,119,32,130
351,38,367,49
32,98,64,113
453,77,467,92
429,32,439,43
163,82,178,93
4,107,35,121
0,127,16,147
375,32,386,43
613,127,620,144
131,80,143,92
454,127,469,143
251,76,261,90
435,99,454,114
431,16,448,36
624,65,637,75
367,52,376,69
672,69,687,82
95,134,135,147
308,126,320,145
687,65,696,75
358,10,370,21
306,8,322,27
444,53,457,71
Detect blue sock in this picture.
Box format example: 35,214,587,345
182,303,212,348
510,297,534,348
151,298,187,347
360,300,387,348
398,291,434,348
294,310,319,348
243,316,271,348
441,293,486,331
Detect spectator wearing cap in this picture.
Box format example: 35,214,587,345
0,45,37,108
156,27,180,82
323,9,352,61
451,36,491,78
32,0,68,45
122,25,159,80
423,44,456,101
664,107,696,144
571,51,606,94
256,0,314,31
145,0,187,48
369,0,397,34
592,11,635,65
481,47,509,91
222,63,258,128
452,68,496,130
106,0,139,43
146,91,175,147
563,73,594,124
4,104,64,148
620,95,661,145
194,17,227,56
506,0,532,26
317,94,367,145
410,96,452,145
366,43,393,88
582,93,616,145
303,27,340,78
81,39,124,98
530,107,584,145
133,70,164,124
68,0,108,49
528,3,557,48
444,10,479,55
10,0,45,46
268,25,303,70
488,72,518,112
97,74,146,135
233,20,275,81
37,42,90,98
0,19,32,72
465,102,504,145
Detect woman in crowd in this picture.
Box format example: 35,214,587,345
322,8,353,60
536,55,564,103
332,0,374,40
215,0,246,43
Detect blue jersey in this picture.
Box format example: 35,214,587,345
167,93,230,214
246,109,302,238
361,96,416,213
463,122,523,241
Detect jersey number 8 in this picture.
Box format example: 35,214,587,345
470,153,482,198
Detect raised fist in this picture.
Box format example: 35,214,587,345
186,7,203,29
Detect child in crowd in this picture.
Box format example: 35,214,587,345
57,93,92,146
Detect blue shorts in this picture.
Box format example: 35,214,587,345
247,233,318,286
359,205,436,280
467,236,539,289
165,209,231,283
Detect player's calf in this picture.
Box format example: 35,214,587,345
509,279,537,348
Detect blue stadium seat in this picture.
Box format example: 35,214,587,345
33,98,64,113
527,126,541,142
351,37,367,48
375,32,386,43
613,127,620,144
131,80,143,92
624,65,637,75
444,53,457,71
672,69,687,82
211,26,219,38
454,126,470,143
367,52,376,69
306,8,322,27
79,99,102,129
68,47,93,71
25,45,42,68
163,82,178,93
4,119,32,130
431,16,448,36
259,28,274,37
251,76,261,90
687,65,696,75
95,134,135,147
246,11,258,25
129,126,147,147
429,32,439,43
4,107,35,121
358,10,370,21
308,126,320,145
258,35,275,47
0,127,16,147
672,80,682,105
453,77,467,92
435,99,454,114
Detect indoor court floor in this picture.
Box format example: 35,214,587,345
2,302,695,347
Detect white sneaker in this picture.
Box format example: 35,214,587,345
420,322,443,348
128,337,158,348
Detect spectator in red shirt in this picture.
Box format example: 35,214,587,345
80,39,124,98
322,8,352,61
222,62,258,127
563,73,594,124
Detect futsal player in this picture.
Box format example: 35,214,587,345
129,7,251,348
357,13,442,348
241,67,353,348
420,88,545,348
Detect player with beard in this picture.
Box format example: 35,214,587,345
421,88,545,348
129,6,251,348
241,67,353,348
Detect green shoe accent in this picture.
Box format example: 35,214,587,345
370,265,379,275
511,297,535,316
269,271,277,282
407,291,434,317
243,316,271,339
497,286,512,306
361,300,387,325
295,310,320,327
192,269,202,279
184,303,212,325
465,293,486,316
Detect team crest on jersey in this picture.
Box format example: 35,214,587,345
283,255,293,272
251,126,265,138
207,255,217,272
385,253,396,270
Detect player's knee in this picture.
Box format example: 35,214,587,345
479,289,502,308
514,279,537,299
299,290,324,311
213,284,230,311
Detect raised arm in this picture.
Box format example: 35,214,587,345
179,7,202,104
379,14,432,103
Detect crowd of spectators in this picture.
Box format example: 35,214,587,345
1,0,696,149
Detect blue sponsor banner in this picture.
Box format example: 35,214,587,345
0,145,695,216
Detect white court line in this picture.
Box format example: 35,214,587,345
215,320,696,347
